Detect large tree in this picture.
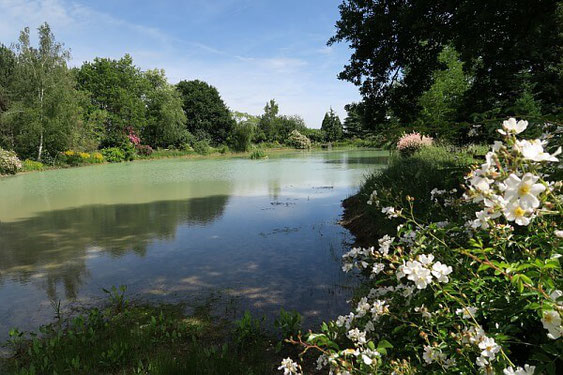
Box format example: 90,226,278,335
329,0,562,128
1,23,81,160
321,108,343,142
76,54,148,147
142,69,188,148
176,80,234,145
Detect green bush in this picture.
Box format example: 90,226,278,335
249,149,267,160
274,309,302,340
0,148,22,175
22,159,44,171
229,122,254,152
100,147,126,163
287,130,311,149
192,140,211,155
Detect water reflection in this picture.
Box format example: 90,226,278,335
0,150,388,339
0,195,230,300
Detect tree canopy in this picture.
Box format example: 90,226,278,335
330,0,562,129
321,108,343,142
176,80,235,145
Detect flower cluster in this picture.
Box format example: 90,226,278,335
396,131,433,156
466,118,560,229
0,147,22,175
282,118,561,375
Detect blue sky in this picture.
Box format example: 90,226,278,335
0,0,360,128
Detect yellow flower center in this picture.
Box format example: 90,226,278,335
544,315,553,324
513,206,525,217
519,184,531,195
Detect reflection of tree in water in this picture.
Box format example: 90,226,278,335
324,155,389,167
0,195,230,300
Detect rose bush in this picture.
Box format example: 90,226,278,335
0,148,23,175
282,119,562,375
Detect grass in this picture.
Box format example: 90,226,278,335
0,286,315,375
341,144,484,245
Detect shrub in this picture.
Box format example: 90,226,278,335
192,140,210,155
284,118,562,375
100,147,126,163
396,131,433,156
274,309,302,340
90,152,104,163
0,148,22,175
249,149,267,160
22,159,44,171
135,144,153,156
229,122,254,152
287,130,311,149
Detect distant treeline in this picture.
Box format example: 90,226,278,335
0,23,349,162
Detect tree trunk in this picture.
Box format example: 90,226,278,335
37,130,43,161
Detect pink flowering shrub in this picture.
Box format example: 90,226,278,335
396,132,433,156
126,127,141,146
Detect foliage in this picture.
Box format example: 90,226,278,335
249,149,268,160
76,54,148,147
287,130,312,149
301,128,326,143
22,159,44,171
343,103,366,139
321,108,343,142
284,119,562,374
142,69,188,148
229,121,254,152
274,309,302,340
176,80,235,145
0,23,82,160
0,147,22,175
329,1,562,127
100,147,126,163
234,311,265,348
192,139,211,155
2,291,278,374
135,144,153,157
417,46,470,129
58,150,104,166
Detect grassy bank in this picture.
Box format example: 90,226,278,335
1,287,315,375
341,144,486,245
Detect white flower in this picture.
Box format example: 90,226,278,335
371,263,385,277
402,260,433,289
378,235,394,255
456,306,477,319
278,357,301,375
503,173,545,208
367,190,378,205
515,139,561,162
414,305,431,319
498,118,528,135
475,355,489,368
550,289,562,303
472,210,492,229
503,200,534,226
370,299,388,318
431,261,453,283
504,365,536,375
347,328,367,344
478,337,500,358
555,230,563,238
418,254,434,266
355,297,371,318
541,310,562,339
422,345,436,364
342,262,353,273
381,206,401,218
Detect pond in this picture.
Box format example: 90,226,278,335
0,150,388,339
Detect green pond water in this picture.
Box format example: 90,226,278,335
0,149,388,339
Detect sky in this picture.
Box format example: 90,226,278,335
0,0,360,128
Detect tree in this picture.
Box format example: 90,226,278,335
176,80,234,145
1,23,81,160
329,0,562,127
417,46,470,129
257,99,280,142
76,54,148,147
343,102,366,138
142,69,187,148
321,108,343,142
